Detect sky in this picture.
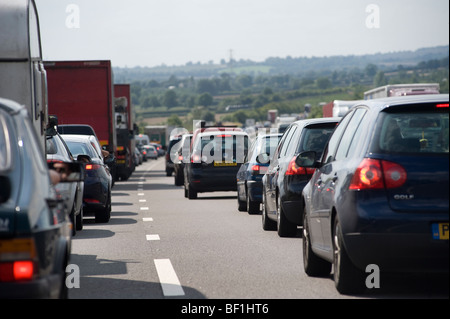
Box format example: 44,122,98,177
35,0,449,68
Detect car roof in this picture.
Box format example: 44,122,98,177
355,94,449,110
197,130,249,137
59,134,93,143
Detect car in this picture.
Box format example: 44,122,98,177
0,97,82,298
150,142,165,157
184,129,249,199
142,144,158,160
134,146,143,166
62,134,113,223
166,135,182,176
58,124,117,184
236,133,282,214
299,94,449,294
46,118,84,235
174,133,192,186
261,117,340,237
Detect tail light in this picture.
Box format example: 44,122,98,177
85,164,101,170
349,158,407,190
285,156,315,176
0,238,37,282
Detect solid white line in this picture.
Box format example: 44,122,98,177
154,259,185,296
146,234,160,240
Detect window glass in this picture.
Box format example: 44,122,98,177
335,109,367,161
377,111,449,154
280,126,297,157
322,111,354,164
298,125,336,156
0,113,11,170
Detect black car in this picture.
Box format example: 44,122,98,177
166,135,182,177
0,97,82,298
62,134,113,223
262,118,340,237
46,120,84,235
184,129,249,199
299,94,449,294
236,133,282,214
174,133,192,186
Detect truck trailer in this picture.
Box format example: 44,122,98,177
0,0,48,153
114,84,137,180
364,83,440,100
44,60,117,155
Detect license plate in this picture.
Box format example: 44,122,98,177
117,160,126,164
214,162,237,167
432,223,449,240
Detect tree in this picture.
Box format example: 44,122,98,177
198,93,213,106
167,114,183,127
163,89,178,108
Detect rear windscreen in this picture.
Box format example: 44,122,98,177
376,107,449,154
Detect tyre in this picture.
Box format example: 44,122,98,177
276,195,297,237
333,217,365,294
246,191,259,214
95,191,111,223
302,206,331,276
237,193,246,212
76,206,83,231
187,182,197,199
261,191,276,230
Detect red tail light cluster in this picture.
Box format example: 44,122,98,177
285,157,315,176
0,238,37,282
349,158,407,190
85,163,101,170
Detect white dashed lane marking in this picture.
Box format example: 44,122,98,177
154,259,185,296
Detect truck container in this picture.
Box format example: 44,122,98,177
364,83,440,100
144,125,169,148
0,0,48,153
322,100,361,118
44,60,117,154
114,84,137,180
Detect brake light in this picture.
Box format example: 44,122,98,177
85,164,101,170
285,157,315,176
349,158,407,190
436,103,449,108
0,238,37,282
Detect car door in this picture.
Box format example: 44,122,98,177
265,126,293,216
309,112,354,251
318,109,368,252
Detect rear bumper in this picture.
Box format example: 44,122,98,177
0,273,63,299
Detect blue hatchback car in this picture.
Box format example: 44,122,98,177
299,94,449,294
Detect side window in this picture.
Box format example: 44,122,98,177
274,126,291,159
346,110,368,158
280,126,298,158
335,108,367,161
322,111,354,164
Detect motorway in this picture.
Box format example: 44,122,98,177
69,158,448,301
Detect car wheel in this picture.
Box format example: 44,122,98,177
174,171,183,186
333,217,365,294
237,187,247,211
95,191,111,223
276,195,297,237
302,205,331,277
76,206,83,231
261,190,276,230
188,182,197,199
246,191,259,214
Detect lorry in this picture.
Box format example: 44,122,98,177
144,125,170,149
0,0,48,153
322,100,362,118
364,83,440,100
44,60,118,180
114,84,137,180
